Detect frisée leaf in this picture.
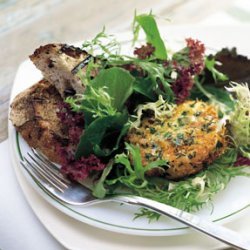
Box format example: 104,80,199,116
205,57,229,82
72,67,134,158
226,82,250,158
91,67,134,111
61,12,250,223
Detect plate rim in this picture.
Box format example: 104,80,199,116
14,131,250,235
8,26,250,240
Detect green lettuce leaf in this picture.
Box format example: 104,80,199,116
205,57,229,82
79,67,134,125
133,13,167,60
91,67,134,111
92,161,114,198
75,111,128,158
73,67,135,158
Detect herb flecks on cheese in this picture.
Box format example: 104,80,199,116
127,100,227,179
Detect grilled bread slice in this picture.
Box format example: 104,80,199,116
30,44,92,98
10,79,68,163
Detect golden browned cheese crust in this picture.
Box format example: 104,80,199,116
10,79,68,163
127,100,227,180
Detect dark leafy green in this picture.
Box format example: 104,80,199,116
92,143,167,198
71,67,134,158
75,111,128,158
205,57,229,82
91,67,134,111
133,13,168,60
203,85,234,109
108,57,175,102
190,55,234,112
191,80,235,111
133,78,157,100
94,147,249,220
134,60,174,102
92,161,114,198
62,12,250,223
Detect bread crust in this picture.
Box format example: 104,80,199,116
10,79,68,163
30,44,91,97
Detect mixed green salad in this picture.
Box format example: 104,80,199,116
58,12,250,221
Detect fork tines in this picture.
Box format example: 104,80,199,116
21,149,70,193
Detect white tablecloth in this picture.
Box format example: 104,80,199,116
0,140,65,250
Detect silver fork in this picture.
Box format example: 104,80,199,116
21,149,250,250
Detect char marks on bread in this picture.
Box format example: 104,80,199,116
29,44,91,98
10,79,69,163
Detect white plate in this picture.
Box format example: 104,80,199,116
9,25,250,248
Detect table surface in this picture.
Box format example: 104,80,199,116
2,0,250,143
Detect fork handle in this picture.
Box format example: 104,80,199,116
112,195,250,250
